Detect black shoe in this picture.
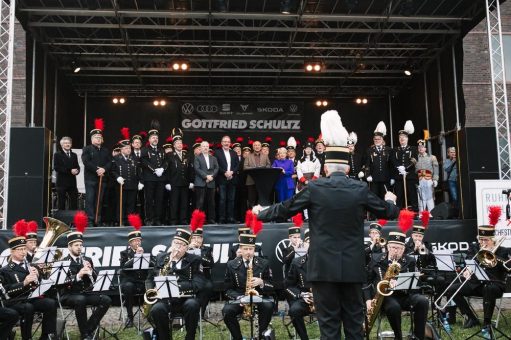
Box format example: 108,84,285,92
463,318,480,329
125,318,134,328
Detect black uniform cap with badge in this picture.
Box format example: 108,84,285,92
398,120,415,137
90,118,104,138
127,213,143,242
172,128,183,145
232,137,243,150
26,220,39,242
373,121,387,138
411,211,430,236
8,219,29,250
190,209,206,237
239,210,263,247
193,137,203,151
147,119,160,139
391,209,416,245
119,127,131,149
67,211,89,245
289,212,303,237
287,136,297,151
321,110,351,166
478,206,502,239
369,219,388,235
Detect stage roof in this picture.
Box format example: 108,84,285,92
15,0,498,98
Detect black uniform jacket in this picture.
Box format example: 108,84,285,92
167,151,191,187
111,154,141,190
257,171,399,283
0,260,40,299
466,244,510,284
145,252,205,297
140,146,168,182
59,255,97,295
54,150,80,187
81,145,111,183
404,239,436,270
348,152,364,178
391,145,418,181
364,145,392,182
224,256,274,299
285,254,311,301
120,247,155,284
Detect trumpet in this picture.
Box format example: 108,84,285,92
378,238,386,247
419,244,429,255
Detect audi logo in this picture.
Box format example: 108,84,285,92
196,105,218,113
181,103,194,115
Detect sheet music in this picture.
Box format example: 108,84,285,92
32,247,58,264
29,279,53,298
49,260,71,285
93,270,115,292
394,272,421,291
132,253,151,270
0,255,9,267
465,259,490,281
434,254,456,271
154,275,179,298
295,247,307,257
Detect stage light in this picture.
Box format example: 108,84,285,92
119,98,126,104
404,69,412,76
153,100,160,106
172,63,180,71
305,62,323,72
306,64,313,72
160,100,167,106
71,60,80,73
322,100,328,106
362,98,368,104
315,100,322,107
313,64,321,72
356,98,362,104
181,63,188,71
113,98,119,104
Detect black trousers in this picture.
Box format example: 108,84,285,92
218,180,236,222
116,187,137,224
144,181,165,224
9,297,57,339
0,307,18,340
288,299,311,340
394,179,419,212
311,281,364,340
447,280,505,325
382,293,429,340
170,186,189,224
57,185,78,210
222,300,274,340
246,185,258,209
196,278,213,316
60,294,112,337
195,187,216,222
149,298,200,340
121,281,145,319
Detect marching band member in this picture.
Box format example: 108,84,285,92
60,212,111,340
145,228,204,340
347,132,364,180
168,129,192,225
0,305,19,340
416,139,439,213
119,214,150,328
25,221,38,263
404,211,436,271
364,121,393,201
131,132,145,218
281,213,305,277
285,229,312,340
365,219,387,267
365,227,429,340
228,223,264,261
222,224,274,340
0,220,57,340
444,207,510,336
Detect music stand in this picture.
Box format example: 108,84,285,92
393,272,422,339
49,260,71,286
29,279,54,298
244,168,282,205
32,247,58,264
154,275,180,299
0,255,8,267
93,270,115,292
132,254,151,270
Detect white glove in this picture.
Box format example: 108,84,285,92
397,165,405,173
189,183,194,189
116,177,125,185
433,180,438,188
358,171,365,179
390,179,395,186
138,182,144,191
366,176,373,183
165,184,171,191
154,168,164,177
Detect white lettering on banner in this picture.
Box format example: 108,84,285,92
102,246,112,267
181,119,300,130
85,247,103,267
432,242,469,252
257,107,284,113
152,244,167,256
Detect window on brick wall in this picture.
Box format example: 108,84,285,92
502,35,511,82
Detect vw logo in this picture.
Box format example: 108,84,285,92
196,105,218,113
289,104,298,113
275,239,291,263
181,103,194,114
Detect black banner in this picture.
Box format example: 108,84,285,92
179,101,303,132
0,220,477,290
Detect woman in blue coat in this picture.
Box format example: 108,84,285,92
272,147,295,202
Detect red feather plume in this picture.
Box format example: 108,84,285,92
265,136,272,143
139,131,147,139
295,139,301,146
248,140,254,146
190,209,206,232
245,210,254,228
73,211,88,233
307,137,315,143
94,118,104,131
236,137,243,143
377,219,388,227
120,127,130,140
128,213,142,230
488,205,502,227
27,220,38,233
183,144,188,150
398,209,415,233
279,141,286,147
166,136,173,143
13,219,28,237
420,211,430,229
251,215,263,235
195,137,203,143
291,213,303,228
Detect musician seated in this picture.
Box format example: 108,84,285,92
25,223,38,263
285,230,312,340
404,213,436,271
0,306,19,339
0,224,57,340
60,229,112,340
145,228,204,340
281,220,305,277
365,220,386,267
365,232,428,340
445,222,510,334
228,226,264,261
120,226,152,328
188,227,214,316
222,233,274,340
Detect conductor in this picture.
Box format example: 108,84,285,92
253,110,399,340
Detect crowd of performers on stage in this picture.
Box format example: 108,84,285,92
1,205,510,340
54,117,458,227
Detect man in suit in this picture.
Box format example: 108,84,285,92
0,230,57,340
140,128,168,225
82,122,111,225
167,132,192,225
194,141,219,224
54,136,80,210
253,110,399,340
214,135,240,224
60,230,112,340
243,141,271,208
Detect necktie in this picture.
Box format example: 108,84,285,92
245,260,250,268
171,261,177,272
136,152,140,157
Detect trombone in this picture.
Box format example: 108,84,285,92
435,237,507,310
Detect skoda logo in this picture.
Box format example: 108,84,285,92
275,239,291,263
182,103,194,114
196,105,218,113
289,104,298,113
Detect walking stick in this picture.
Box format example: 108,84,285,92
95,175,103,225
119,183,123,226
403,172,408,210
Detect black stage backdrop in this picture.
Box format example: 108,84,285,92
0,220,477,291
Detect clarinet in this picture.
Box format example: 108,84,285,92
0,282,9,300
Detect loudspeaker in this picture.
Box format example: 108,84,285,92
7,127,52,227
431,202,451,219
53,210,79,225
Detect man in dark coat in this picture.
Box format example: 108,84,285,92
167,133,192,225
214,135,240,224
54,136,80,210
253,109,399,340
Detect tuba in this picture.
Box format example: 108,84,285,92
32,217,70,263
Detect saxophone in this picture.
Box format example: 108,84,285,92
365,259,401,336
242,262,260,318
143,255,172,317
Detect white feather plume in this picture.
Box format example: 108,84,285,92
320,110,348,146
348,132,358,145
403,120,414,135
287,136,297,149
374,121,387,136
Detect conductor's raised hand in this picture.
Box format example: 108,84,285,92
384,191,397,203
252,205,263,215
